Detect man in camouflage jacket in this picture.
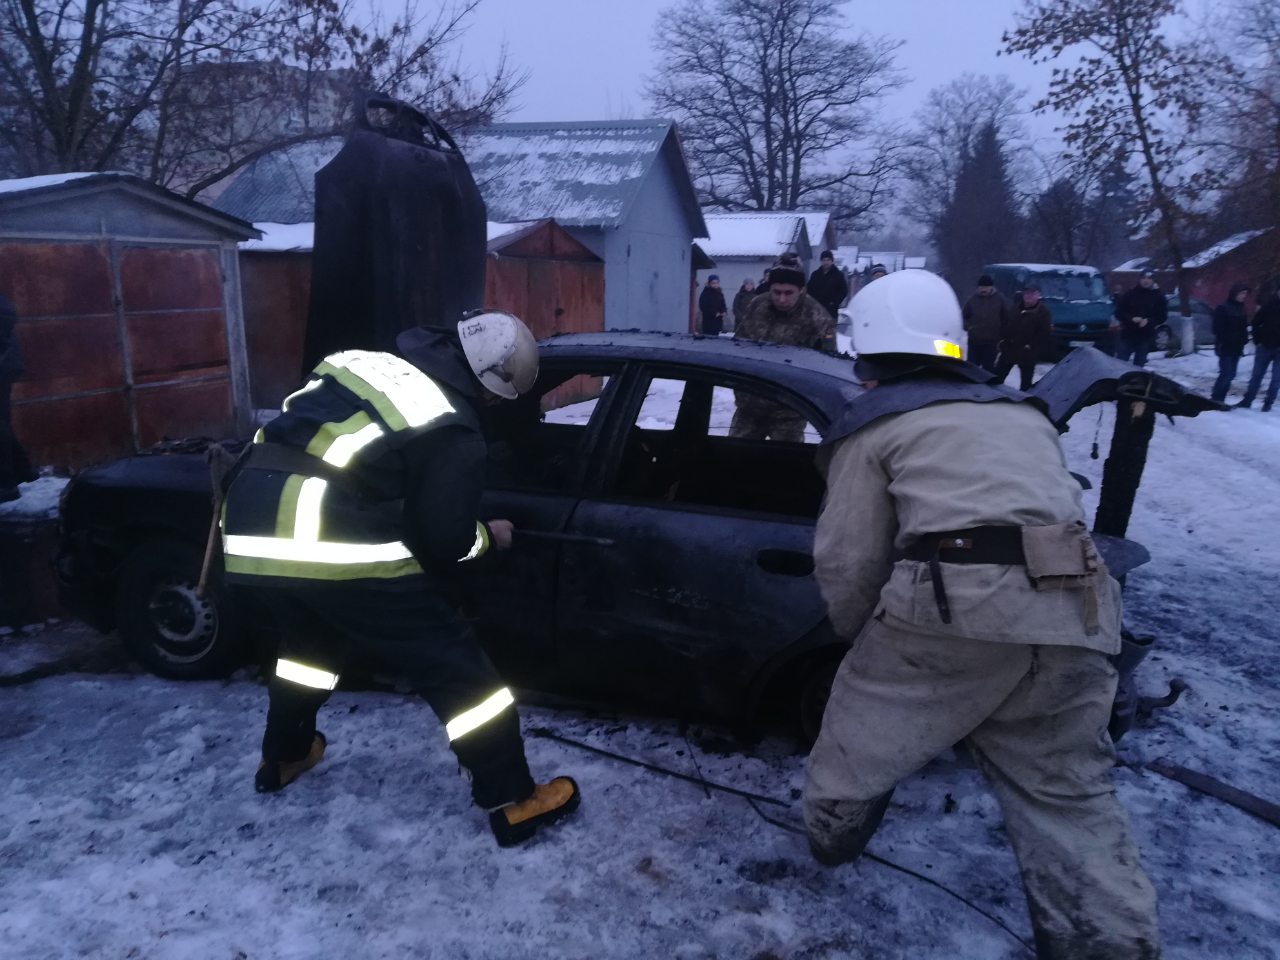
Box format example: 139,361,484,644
730,263,835,441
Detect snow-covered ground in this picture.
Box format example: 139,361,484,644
1,349,1278,959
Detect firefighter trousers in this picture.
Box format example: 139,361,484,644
804,620,1160,959
248,578,535,810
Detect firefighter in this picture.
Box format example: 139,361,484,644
803,270,1159,957
219,312,580,847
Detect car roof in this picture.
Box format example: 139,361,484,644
538,331,865,427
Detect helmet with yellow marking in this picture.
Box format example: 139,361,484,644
457,311,539,399
850,269,966,362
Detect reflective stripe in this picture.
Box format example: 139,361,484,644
225,534,416,564
445,687,516,741
315,351,454,432
320,421,384,467
934,339,963,359
459,522,489,562
276,658,339,691
281,378,323,411
223,550,423,581
294,477,326,541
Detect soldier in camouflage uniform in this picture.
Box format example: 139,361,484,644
731,262,835,441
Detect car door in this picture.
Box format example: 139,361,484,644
554,364,829,718
455,360,624,689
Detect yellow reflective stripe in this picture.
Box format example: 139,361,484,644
445,687,515,741
223,551,423,581
225,534,415,564
459,522,490,562
276,658,339,690
934,339,963,359
294,477,326,541
276,475,306,537
314,351,454,432
314,419,384,467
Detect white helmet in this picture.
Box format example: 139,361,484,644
850,269,967,361
457,311,539,399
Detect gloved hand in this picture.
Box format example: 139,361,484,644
487,519,514,550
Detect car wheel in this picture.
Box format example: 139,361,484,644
1153,325,1172,353
797,655,842,745
115,539,242,679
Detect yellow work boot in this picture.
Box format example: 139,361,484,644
489,776,581,847
255,732,327,793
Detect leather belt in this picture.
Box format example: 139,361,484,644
901,526,1026,565
901,526,1026,625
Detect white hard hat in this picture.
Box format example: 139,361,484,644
850,269,967,361
457,312,539,399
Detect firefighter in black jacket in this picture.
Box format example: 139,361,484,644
219,312,580,847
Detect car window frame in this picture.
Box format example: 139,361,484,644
590,359,829,515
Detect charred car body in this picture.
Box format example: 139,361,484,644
55,339,1216,740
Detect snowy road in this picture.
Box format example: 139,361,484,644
1,351,1278,959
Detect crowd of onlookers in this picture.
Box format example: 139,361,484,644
695,256,1280,411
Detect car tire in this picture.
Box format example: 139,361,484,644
797,654,842,746
115,539,243,680
1153,325,1172,353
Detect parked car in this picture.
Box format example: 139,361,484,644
55,335,1189,740
1154,295,1215,352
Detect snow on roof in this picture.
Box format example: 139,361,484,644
1183,228,1272,269
904,257,927,269
699,213,806,258
240,221,315,252
466,120,703,231
487,220,537,242
0,172,106,196
212,137,343,224
1113,257,1151,272
987,263,1103,275
833,244,859,266
797,211,831,251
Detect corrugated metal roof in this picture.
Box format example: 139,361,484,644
798,211,831,251
1183,228,1271,269
212,121,707,237
465,120,705,233
699,213,807,258
211,137,342,224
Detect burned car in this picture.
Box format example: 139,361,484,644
55,336,1214,739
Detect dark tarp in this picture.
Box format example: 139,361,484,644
303,94,487,373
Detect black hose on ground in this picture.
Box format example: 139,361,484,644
529,727,1035,956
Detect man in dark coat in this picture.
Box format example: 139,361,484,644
1211,283,1251,402
807,250,849,321
732,279,757,331
961,274,1011,373
0,293,35,503
1115,271,1167,367
996,285,1052,391
1238,281,1280,411
698,275,728,335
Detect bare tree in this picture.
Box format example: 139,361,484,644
0,0,524,197
1003,0,1227,352
900,74,1027,235
646,0,903,229
1023,151,1144,266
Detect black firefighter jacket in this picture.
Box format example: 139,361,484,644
220,347,494,589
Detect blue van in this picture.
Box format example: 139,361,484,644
983,263,1115,354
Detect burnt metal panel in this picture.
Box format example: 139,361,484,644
126,310,229,377
119,247,224,311
240,252,311,407
133,378,234,447
0,242,114,317
12,391,133,467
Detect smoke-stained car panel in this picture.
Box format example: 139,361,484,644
55,337,1218,738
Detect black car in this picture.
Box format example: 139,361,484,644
55,336,1208,738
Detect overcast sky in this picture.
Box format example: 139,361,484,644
456,0,1060,134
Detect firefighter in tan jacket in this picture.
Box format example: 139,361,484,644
804,270,1160,959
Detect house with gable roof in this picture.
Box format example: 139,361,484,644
464,120,707,333
696,212,813,307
